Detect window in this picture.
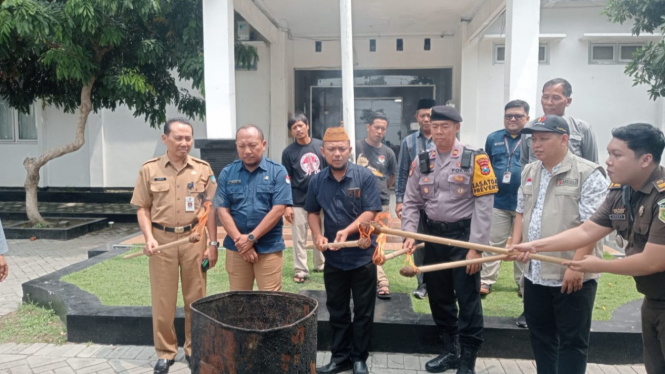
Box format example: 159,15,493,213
589,43,642,64
619,44,641,62
0,100,37,142
494,44,549,64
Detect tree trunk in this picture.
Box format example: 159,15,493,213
23,78,96,224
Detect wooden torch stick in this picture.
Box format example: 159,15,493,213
369,223,566,265
123,235,200,259
383,243,425,261
305,238,371,250
416,255,507,274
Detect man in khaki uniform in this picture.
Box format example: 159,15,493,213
131,118,218,374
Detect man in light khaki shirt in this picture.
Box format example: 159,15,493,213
131,118,218,374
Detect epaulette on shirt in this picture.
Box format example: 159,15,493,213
608,183,622,190
653,178,665,192
190,156,211,167
142,157,160,166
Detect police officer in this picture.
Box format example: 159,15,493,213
214,124,292,291
512,123,665,374
402,105,497,374
131,118,218,374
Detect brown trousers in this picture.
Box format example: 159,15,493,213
225,249,283,291
149,229,207,359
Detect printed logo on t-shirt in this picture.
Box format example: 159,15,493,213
300,152,321,176
378,155,386,164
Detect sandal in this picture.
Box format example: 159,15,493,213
293,274,306,283
377,284,391,300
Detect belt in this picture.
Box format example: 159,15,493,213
152,221,198,234
424,218,471,234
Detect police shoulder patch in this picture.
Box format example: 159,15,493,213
654,178,665,192
472,153,498,197
608,183,622,190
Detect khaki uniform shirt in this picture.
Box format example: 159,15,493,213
590,166,665,300
131,154,217,227
401,138,496,245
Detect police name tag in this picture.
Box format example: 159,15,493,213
185,196,195,212
502,171,511,184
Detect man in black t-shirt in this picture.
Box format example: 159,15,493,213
282,114,327,283
356,112,397,299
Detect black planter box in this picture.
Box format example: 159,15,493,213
5,217,108,240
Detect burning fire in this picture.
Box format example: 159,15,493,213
189,200,212,243
371,212,391,265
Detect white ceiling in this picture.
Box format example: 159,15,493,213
255,0,485,38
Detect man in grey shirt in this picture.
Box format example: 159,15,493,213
0,219,8,282
521,78,598,167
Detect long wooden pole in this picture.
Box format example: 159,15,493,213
370,224,566,265
417,255,507,273
123,236,199,259
383,243,425,261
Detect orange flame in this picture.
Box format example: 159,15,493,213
193,201,212,237
371,212,392,265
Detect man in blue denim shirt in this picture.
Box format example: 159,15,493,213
480,100,530,297
306,127,381,374
214,125,292,292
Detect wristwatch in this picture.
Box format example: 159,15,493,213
209,241,219,248
248,233,257,243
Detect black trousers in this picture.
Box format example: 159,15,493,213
642,298,665,374
422,227,483,349
414,218,426,286
523,277,597,374
323,261,377,363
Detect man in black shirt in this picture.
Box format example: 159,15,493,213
282,114,327,283
356,112,397,299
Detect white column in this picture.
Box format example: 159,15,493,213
269,31,289,159
504,0,540,116
459,23,480,147
340,0,356,157
202,0,236,139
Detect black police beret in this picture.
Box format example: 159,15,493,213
430,105,463,123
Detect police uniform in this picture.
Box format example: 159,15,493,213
131,154,217,360
402,106,497,373
589,166,665,373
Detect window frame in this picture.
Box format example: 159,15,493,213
0,103,38,144
588,43,643,64
618,43,642,63
493,43,549,65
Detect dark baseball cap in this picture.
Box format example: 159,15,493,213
521,115,569,135
430,105,463,123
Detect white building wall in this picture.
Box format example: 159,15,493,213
292,36,457,69
472,6,659,167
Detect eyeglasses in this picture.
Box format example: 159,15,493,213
505,114,526,121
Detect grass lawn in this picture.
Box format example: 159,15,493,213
0,303,67,344
62,249,643,321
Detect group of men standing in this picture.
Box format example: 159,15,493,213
131,76,665,374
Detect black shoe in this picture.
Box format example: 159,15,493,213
425,334,460,373
516,312,528,328
185,355,190,368
456,346,478,374
154,359,175,374
413,283,427,299
353,361,368,374
316,360,353,374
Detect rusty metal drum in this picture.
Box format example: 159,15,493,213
190,291,318,374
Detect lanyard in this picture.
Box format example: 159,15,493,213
503,136,521,166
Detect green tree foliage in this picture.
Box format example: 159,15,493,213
605,0,665,99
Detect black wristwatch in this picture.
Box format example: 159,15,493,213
248,233,257,243
209,241,219,248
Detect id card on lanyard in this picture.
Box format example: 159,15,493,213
501,136,521,184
